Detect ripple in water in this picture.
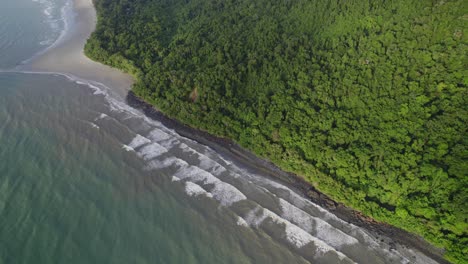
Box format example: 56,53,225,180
0,73,313,264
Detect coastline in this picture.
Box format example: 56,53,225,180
20,0,134,100
126,92,449,264
22,0,450,263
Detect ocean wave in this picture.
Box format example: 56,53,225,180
236,216,249,227
144,157,188,171
94,113,108,121
185,181,213,198
243,206,354,263
147,128,172,141
178,143,228,175
128,134,151,149
20,0,72,66
121,144,133,152
138,143,168,160
174,165,246,206
171,176,181,182
279,198,359,248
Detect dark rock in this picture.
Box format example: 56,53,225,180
307,189,320,200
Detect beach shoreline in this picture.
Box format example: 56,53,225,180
21,0,134,100
22,0,449,263
126,91,449,264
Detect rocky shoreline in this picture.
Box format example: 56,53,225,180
126,91,449,264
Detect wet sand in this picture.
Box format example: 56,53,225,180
23,0,134,99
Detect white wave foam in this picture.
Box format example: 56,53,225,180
147,128,172,141
177,143,228,175
234,166,346,222
128,134,151,149
266,183,412,262
94,113,107,121
93,88,105,95
86,121,99,129
121,144,133,152
233,168,402,258
243,206,352,262
279,198,358,248
216,155,233,166
39,39,53,46
197,155,227,175
138,143,168,160
174,166,218,185
244,206,269,227
210,182,246,206
5,71,161,135
172,176,180,182
144,157,188,171
278,198,314,232
22,0,72,65
236,216,249,227
245,206,323,249
158,137,180,149
185,182,213,198
174,166,246,206
7,71,117,107
179,143,197,154
32,0,61,32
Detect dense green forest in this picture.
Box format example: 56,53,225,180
85,0,467,262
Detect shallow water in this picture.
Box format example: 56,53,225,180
0,0,67,69
0,0,439,263
0,72,313,264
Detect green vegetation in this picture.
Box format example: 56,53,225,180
85,0,468,262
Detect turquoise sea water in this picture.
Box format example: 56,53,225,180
0,1,439,263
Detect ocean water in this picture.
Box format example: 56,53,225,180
0,1,438,264
0,72,312,264
0,0,67,68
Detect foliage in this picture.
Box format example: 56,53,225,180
85,0,468,262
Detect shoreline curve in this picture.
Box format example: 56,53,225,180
20,0,134,100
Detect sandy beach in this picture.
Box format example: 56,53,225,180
22,0,134,99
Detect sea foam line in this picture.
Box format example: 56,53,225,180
33,0,64,45
279,198,359,248
20,0,73,66
243,167,413,262
173,165,247,207
243,206,355,262
127,132,357,262
0,70,128,112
